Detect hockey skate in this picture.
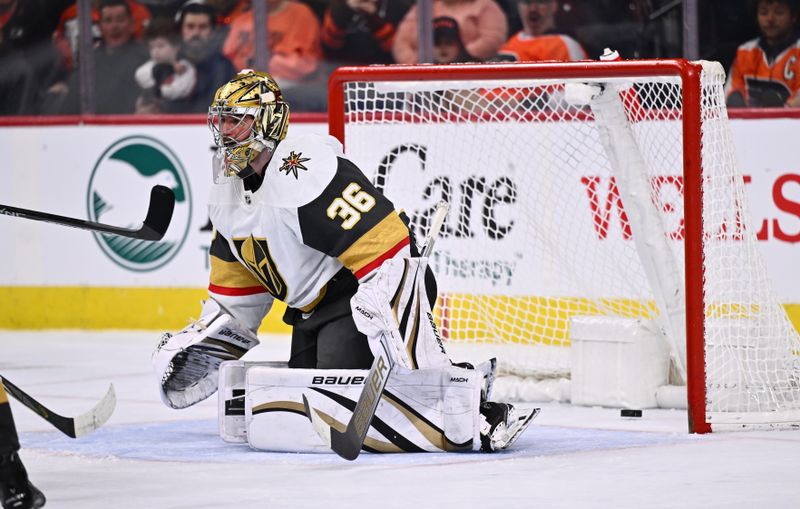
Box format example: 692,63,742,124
0,451,45,509
479,402,540,452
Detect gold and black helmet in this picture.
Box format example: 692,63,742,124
208,70,290,179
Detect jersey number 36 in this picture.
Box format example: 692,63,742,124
327,183,376,230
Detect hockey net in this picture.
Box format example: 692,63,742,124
328,60,800,432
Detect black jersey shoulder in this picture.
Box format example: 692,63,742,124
297,157,397,257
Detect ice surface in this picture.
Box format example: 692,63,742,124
2,331,799,508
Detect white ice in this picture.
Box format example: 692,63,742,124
2,331,799,509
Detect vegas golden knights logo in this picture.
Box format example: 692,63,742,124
265,104,287,139
234,235,287,300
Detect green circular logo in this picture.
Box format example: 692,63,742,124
87,135,192,272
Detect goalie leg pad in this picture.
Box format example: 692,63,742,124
153,299,260,409
352,257,451,371
454,358,498,402
218,360,288,443
244,364,483,453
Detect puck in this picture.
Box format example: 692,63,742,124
620,409,643,418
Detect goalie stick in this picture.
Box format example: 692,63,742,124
303,201,450,460
1,375,116,438
0,185,175,241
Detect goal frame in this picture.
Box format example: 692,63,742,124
328,60,709,433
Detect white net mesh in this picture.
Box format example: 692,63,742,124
335,61,800,428
697,65,800,426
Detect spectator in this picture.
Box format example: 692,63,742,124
135,17,196,113
222,0,323,85
321,0,413,65
176,0,234,113
432,16,475,63
497,0,586,62
428,15,482,113
392,0,507,64
726,0,800,107
0,0,73,114
57,0,149,114
53,0,151,73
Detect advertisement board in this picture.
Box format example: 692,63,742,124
0,118,797,329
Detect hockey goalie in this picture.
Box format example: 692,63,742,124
152,70,538,454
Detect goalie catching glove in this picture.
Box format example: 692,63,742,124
153,298,259,409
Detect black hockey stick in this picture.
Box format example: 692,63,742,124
303,334,395,460
0,185,175,241
1,375,116,439
303,201,449,460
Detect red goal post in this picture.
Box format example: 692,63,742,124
327,60,800,433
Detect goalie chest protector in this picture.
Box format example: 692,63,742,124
207,133,410,310
206,134,346,309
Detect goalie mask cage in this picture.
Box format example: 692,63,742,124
328,60,800,433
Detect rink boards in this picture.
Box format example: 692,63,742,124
0,117,798,335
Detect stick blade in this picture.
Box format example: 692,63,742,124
329,424,364,461
302,393,363,460
70,383,117,438
140,185,175,241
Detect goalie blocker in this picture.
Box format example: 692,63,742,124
218,360,539,453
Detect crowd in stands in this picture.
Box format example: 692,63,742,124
0,0,793,114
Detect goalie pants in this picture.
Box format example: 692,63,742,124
0,382,20,454
283,268,374,370
283,263,439,371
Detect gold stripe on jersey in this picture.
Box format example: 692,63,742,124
209,256,263,292
338,212,410,277
0,383,7,404
298,285,327,313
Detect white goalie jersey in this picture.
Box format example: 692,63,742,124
207,133,413,331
